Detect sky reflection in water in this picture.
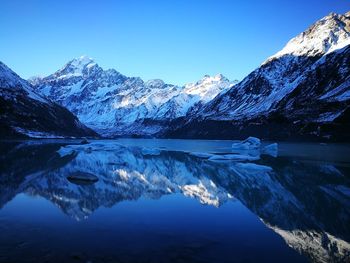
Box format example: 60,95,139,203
0,139,350,263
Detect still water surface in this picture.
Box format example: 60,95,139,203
0,139,349,263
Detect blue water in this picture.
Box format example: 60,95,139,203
0,139,350,263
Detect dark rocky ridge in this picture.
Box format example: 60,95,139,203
0,62,98,138
163,13,350,142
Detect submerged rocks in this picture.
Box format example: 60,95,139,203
80,138,89,144
67,171,98,185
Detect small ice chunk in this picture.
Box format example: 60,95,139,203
232,137,261,150
208,154,260,162
262,143,278,157
57,146,75,157
234,163,273,172
189,152,214,159
141,147,161,156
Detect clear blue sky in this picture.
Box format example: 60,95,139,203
1,0,349,85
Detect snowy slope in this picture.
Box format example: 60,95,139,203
191,12,350,121
0,61,97,138
32,56,235,136
0,62,48,103
265,11,350,61
166,11,350,141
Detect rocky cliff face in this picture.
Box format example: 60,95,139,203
0,62,98,138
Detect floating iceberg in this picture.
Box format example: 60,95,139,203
189,152,214,159
141,147,161,156
57,146,76,157
262,143,278,157
234,162,273,172
232,137,261,150
231,137,278,158
208,153,260,162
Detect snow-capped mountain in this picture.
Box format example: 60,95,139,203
0,61,97,138
167,11,350,141
28,11,350,140
31,56,235,136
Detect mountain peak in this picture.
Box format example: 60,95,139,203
64,55,97,71
52,55,100,79
200,73,228,83
69,55,95,67
145,79,166,88
264,11,350,63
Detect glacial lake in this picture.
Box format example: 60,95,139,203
0,139,350,263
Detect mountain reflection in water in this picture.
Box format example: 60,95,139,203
0,139,349,263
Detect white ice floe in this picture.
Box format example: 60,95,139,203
231,137,278,158
208,153,260,162
141,147,161,156
234,162,273,172
188,138,278,162
231,137,261,150
262,143,279,157
189,152,214,159
57,146,76,157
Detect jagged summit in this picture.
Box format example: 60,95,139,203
31,55,234,136
52,55,99,79
265,11,350,63
200,73,228,82
145,79,166,88
166,11,350,141
67,55,96,70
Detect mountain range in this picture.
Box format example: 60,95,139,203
30,57,235,137
1,11,349,141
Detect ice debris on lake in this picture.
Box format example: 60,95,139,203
189,152,214,159
262,143,278,157
141,147,161,156
188,138,278,162
187,137,279,162
232,137,278,157
232,137,261,150
208,154,260,162
57,146,76,157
